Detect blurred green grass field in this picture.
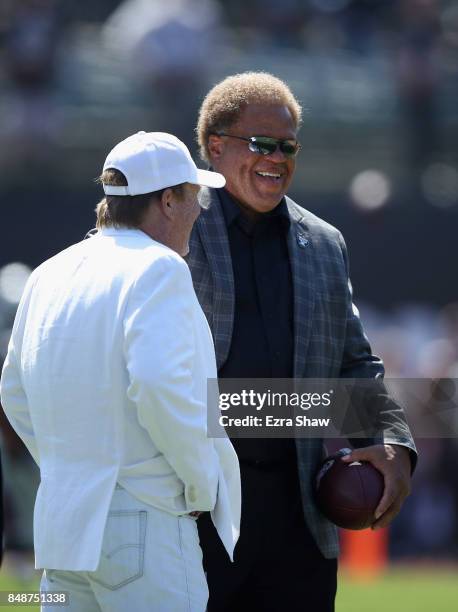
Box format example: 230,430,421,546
0,564,457,610
337,568,458,612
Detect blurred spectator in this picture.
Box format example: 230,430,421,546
103,0,224,149
396,0,442,177
244,0,308,49
1,0,62,166
390,439,457,559
362,302,458,558
4,0,59,92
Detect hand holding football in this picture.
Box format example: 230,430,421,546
315,449,384,530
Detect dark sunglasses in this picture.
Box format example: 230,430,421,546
214,133,301,158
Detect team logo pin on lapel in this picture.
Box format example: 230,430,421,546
297,233,309,248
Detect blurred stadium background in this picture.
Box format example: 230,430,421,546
0,0,457,610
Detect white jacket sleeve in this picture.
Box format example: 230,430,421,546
1,287,39,465
123,255,220,512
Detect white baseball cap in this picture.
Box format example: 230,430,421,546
102,131,225,196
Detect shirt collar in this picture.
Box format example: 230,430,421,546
95,227,151,240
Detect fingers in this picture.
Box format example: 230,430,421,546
371,499,402,530
373,469,410,528
374,482,397,521
341,444,395,468
341,448,365,463
379,472,410,523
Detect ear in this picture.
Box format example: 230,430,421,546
159,187,175,219
208,134,224,162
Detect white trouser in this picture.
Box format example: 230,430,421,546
40,485,208,612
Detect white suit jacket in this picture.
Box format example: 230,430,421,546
0,228,241,571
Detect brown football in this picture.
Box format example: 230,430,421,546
315,451,384,530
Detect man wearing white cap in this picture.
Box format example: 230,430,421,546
0,131,241,612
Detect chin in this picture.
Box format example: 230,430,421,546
253,189,287,209
254,197,284,213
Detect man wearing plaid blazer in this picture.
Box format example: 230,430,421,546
187,72,416,611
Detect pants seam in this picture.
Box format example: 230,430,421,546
178,518,192,612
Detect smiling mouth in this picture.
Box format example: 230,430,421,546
255,171,283,181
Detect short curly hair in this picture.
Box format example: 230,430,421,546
196,71,302,163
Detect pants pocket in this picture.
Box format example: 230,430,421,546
90,510,147,590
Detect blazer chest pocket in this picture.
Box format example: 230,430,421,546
91,510,147,590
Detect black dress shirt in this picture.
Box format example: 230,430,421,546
218,189,296,464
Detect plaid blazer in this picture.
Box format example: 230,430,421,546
187,187,416,559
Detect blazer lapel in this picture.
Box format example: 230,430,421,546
196,188,235,369
285,197,316,378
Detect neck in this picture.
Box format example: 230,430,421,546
235,200,263,222
139,218,187,256
228,192,280,222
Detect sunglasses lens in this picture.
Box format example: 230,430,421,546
249,140,276,156
280,143,298,157
250,138,299,158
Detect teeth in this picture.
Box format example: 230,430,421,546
256,171,281,178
